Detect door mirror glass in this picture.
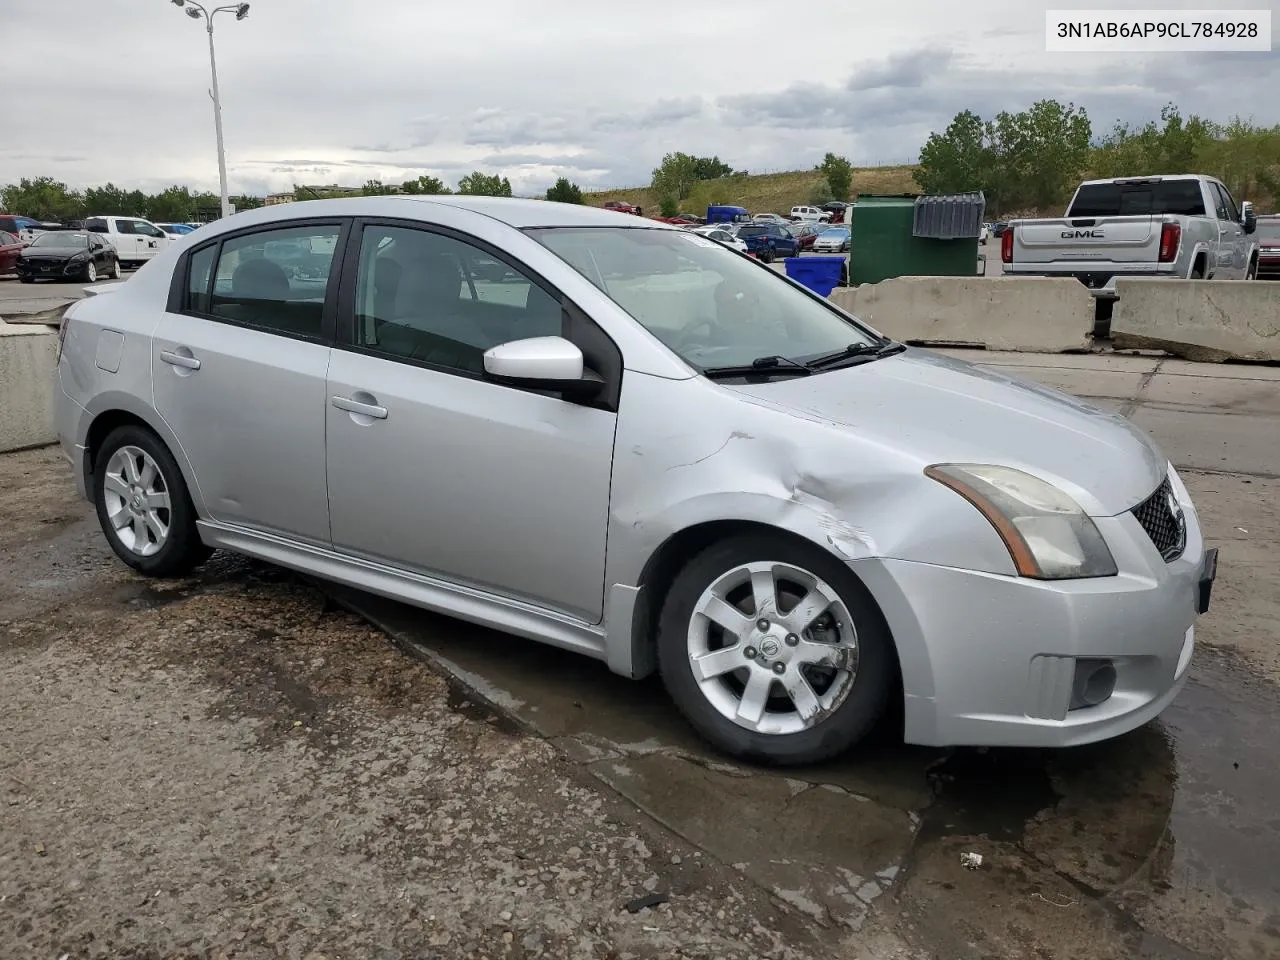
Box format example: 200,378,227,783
482,336,603,398
1242,201,1257,234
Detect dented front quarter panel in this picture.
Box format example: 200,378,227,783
604,370,1019,600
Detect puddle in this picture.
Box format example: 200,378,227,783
921,748,1061,843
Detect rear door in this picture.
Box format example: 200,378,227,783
152,219,349,546
1210,182,1247,278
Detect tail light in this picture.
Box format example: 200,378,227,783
1158,222,1181,263
1001,226,1014,263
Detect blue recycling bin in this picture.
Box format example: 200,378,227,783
783,256,845,297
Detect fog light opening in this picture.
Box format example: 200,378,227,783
1070,659,1117,711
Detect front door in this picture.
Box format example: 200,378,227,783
152,220,347,547
325,221,618,622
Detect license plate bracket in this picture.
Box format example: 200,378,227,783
1197,547,1218,615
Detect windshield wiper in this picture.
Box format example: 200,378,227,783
803,340,906,370
701,355,812,379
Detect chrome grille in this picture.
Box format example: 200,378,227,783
1132,477,1186,562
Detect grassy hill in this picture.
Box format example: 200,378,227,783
583,165,920,216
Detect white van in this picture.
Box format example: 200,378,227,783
84,216,171,269
790,205,832,223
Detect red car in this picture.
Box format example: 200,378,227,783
788,222,823,251
1255,215,1280,280
602,200,643,216
0,230,24,275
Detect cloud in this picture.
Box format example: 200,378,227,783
1,0,1277,198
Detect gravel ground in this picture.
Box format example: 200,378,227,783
0,448,880,960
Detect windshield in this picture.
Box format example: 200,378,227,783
822,227,850,236
527,226,877,370
30,232,89,250
1255,220,1280,242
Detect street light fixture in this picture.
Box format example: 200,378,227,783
172,1,251,219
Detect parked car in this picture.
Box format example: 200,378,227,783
753,213,790,225
16,230,122,283
155,222,198,240
55,196,1215,766
602,201,642,216
0,231,24,274
1254,215,1280,280
813,225,851,253
0,214,45,243
991,221,1010,237
735,222,800,262
820,201,848,224
1002,175,1259,296
789,205,832,223
85,215,171,268
690,225,748,254
786,222,823,251
980,222,990,244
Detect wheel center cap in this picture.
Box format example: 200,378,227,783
759,638,780,659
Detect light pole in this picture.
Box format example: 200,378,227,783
172,0,249,219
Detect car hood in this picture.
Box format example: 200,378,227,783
728,348,1166,516
21,249,81,260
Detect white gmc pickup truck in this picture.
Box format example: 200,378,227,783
1001,175,1260,297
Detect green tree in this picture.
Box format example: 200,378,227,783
227,194,261,211
400,175,450,195
650,151,700,210
145,185,198,222
1197,117,1280,201
691,156,735,180
545,177,584,204
83,183,131,216
818,153,853,200
808,180,834,205
362,179,399,196
1091,103,1214,180
0,177,85,221
914,110,993,196
457,172,512,196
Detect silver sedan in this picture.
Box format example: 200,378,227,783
53,196,1216,765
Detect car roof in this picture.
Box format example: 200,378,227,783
203,196,680,231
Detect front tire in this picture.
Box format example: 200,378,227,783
84,262,97,283
657,534,895,765
92,425,211,577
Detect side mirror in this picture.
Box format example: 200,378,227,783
482,336,604,399
1242,201,1257,234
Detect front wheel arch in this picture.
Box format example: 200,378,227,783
630,519,902,684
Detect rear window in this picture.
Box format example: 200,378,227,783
1068,180,1206,217
737,226,766,238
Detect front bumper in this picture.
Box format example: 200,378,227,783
853,472,1212,748
17,259,86,279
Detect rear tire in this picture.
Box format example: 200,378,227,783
656,534,895,766
92,425,211,578
110,258,122,280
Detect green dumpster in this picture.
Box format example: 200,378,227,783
849,192,985,286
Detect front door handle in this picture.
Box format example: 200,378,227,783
160,350,201,370
332,395,388,419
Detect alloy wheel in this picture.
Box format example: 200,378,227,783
686,561,859,735
102,445,172,557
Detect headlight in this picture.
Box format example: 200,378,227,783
925,464,1117,580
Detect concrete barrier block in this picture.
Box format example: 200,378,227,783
828,276,1093,353
0,321,59,452
1112,279,1280,362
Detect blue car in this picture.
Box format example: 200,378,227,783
735,222,799,262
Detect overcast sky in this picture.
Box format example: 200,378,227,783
3,0,1277,197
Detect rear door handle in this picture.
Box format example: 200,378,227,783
160,350,201,370
332,396,388,419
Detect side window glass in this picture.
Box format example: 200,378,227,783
1210,184,1230,221
1217,183,1240,222
352,224,562,375
86,219,108,234
144,222,167,238
116,220,137,235
185,245,216,314
209,224,341,338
